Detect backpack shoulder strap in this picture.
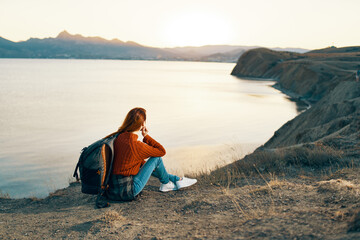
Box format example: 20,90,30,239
103,136,117,187
73,161,80,181
96,134,118,208
73,146,88,181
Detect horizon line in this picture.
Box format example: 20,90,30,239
0,30,314,50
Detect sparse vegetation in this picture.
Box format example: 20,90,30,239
102,210,126,227
1,163,359,238
198,144,354,188
49,189,67,197
0,190,10,199
189,143,360,233
29,196,42,202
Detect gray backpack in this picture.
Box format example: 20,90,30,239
73,134,118,208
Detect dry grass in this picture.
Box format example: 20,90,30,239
218,173,293,223
29,196,42,202
197,144,354,188
49,189,67,197
194,144,359,227
319,179,358,190
215,167,360,232
214,169,290,222
248,178,290,195
194,144,360,228
221,188,249,217
318,179,360,197
221,186,264,222
0,190,10,199
101,210,126,226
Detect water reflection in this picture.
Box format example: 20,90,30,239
0,59,299,198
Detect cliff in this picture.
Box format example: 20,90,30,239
265,81,360,152
231,47,360,152
231,48,359,102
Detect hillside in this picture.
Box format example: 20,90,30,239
264,81,360,151
231,46,360,154
231,48,360,102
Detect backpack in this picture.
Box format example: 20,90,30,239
73,134,118,208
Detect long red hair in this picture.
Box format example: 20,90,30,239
104,107,146,138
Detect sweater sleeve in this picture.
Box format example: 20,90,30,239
135,135,166,159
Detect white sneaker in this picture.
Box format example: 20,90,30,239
159,181,177,192
176,177,197,190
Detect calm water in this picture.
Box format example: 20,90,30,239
0,59,298,198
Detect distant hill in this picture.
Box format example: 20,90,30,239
309,46,360,54
164,45,255,58
272,47,309,53
0,31,179,60
198,48,247,63
0,31,309,62
165,45,308,62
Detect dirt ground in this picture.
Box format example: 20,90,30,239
1,168,359,240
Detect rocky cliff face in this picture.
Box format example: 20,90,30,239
264,81,360,155
231,48,359,102
231,47,360,154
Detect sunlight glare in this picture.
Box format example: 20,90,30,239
163,12,232,47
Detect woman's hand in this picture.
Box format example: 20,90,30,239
141,126,149,137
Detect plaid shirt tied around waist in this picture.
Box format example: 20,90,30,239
106,174,135,201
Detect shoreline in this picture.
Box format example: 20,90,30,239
1,76,305,201
272,82,312,111
232,75,312,111
1,65,299,200
0,57,237,64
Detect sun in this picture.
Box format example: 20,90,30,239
162,12,232,47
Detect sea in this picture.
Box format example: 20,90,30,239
0,59,299,198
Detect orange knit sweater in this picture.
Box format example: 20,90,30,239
112,132,166,176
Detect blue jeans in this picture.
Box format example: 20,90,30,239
133,157,180,196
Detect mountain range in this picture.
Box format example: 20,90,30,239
0,31,309,62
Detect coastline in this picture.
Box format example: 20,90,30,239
1,78,299,200
272,83,312,111
233,75,312,112
0,61,340,200
0,59,297,200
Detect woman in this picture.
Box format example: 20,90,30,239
105,107,197,201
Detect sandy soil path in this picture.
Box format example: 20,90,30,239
1,169,359,239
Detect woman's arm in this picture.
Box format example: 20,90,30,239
135,135,166,159
135,125,166,159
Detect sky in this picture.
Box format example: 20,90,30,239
0,0,359,49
